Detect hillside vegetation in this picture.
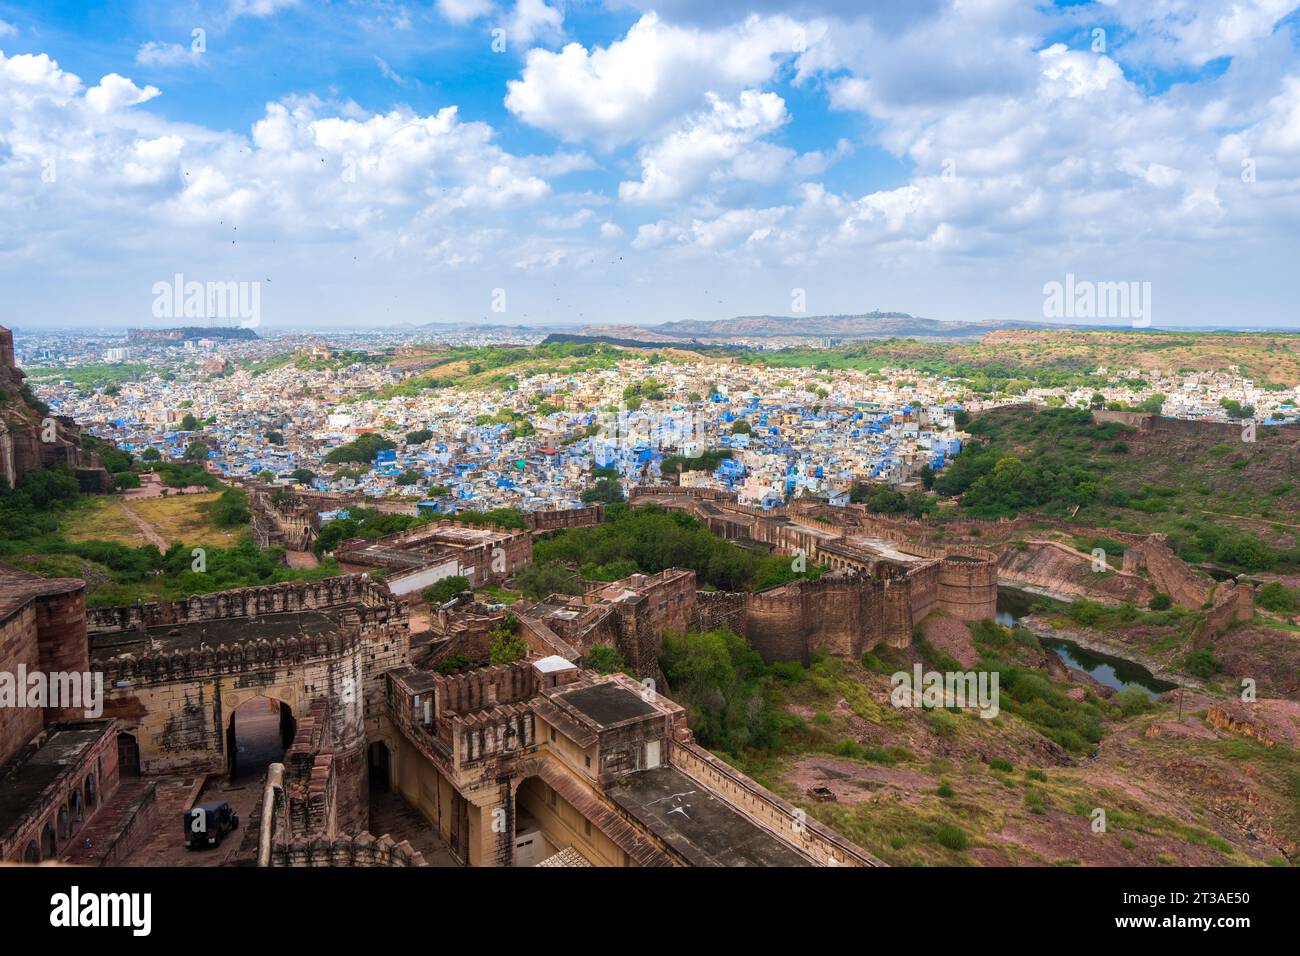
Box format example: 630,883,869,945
947,406,1300,574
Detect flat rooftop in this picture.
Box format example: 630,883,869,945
0,723,111,841
90,607,354,659
607,766,811,867
555,682,657,728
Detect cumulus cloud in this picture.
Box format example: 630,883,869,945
619,90,789,203
4,0,1300,327
1101,0,1300,69
0,51,568,282
84,74,161,113
505,12,807,147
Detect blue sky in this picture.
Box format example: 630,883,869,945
1,0,1298,330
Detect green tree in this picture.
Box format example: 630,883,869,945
488,617,528,665
581,478,624,504
586,644,625,674
515,562,584,601
422,575,470,605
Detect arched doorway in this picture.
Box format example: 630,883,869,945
513,776,560,867
40,821,55,859
368,741,391,791
23,841,39,864
69,790,83,825
227,696,295,782
117,732,140,778
56,806,70,842
85,775,97,810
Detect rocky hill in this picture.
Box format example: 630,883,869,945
0,325,110,493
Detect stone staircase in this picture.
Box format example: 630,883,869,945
60,780,158,867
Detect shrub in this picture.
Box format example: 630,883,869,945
1114,686,1154,717
935,825,967,850
585,644,625,674
1255,582,1297,614
434,654,472,674
1148,593,1172,610
925,710,958,739
988,758,1013,773
1185,649,1222,679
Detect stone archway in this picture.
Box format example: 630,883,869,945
116,732,140,778
227,695,295,782
368,740,391,791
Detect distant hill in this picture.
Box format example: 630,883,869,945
578,313,1117,344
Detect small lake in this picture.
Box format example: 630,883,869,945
996,587,1177,698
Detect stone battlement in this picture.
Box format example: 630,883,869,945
86,574,391,634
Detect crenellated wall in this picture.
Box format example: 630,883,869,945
86,574,389,634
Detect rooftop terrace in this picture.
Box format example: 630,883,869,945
0,722,112,841
607,765,811,867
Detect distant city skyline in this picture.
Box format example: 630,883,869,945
2,1,1299,330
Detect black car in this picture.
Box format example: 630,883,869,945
183,801,239,849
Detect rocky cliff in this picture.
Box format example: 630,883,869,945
0,325,110,493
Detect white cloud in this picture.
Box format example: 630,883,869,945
0,18,17,38
375,57,408,85
506,0,564,47
84,74,161,113
619,89,789,203
0,50,574,290
505,13,807,147
1103,0,1300,69
136,41,201,68
227,0,300,20
4,2,1300,328
436,0,495,25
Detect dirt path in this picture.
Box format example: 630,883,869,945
115,499,168,550
1198,508,1300,531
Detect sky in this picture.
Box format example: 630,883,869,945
1,0,1298,331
